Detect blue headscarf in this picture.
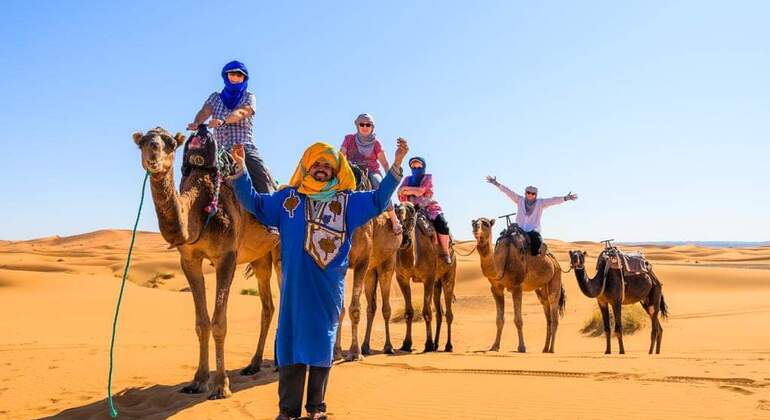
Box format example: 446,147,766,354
220,60,249,110
408,157,426,187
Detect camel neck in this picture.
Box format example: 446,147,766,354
477,240,501,279
149,169,189,245
574,265,603,298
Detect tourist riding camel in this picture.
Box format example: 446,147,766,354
398,157,452,264
340,113,402,234
486,176,578,255
231,139,408,420
187,60,276,193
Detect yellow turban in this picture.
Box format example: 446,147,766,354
284,142,357,200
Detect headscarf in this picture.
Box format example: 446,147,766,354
284,142,357,202
524,186,538,215
353,113,377,157
220,60,249,110
408,157,426,187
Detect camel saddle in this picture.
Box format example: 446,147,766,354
601,247,651,275
495,223,547,256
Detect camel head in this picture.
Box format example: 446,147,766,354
471,217,495,246
133,127,185,174
569,250,588,270
394,202,417,249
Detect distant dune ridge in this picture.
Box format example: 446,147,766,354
1,229,769,418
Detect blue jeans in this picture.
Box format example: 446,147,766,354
243,143,277,193
367,171,394,211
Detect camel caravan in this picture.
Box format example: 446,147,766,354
130,61,668,417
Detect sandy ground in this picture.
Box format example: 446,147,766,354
1,230,769,419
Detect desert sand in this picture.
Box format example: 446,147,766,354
1,230,769,419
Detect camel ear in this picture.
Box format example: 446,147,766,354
489,219,495,227
174,132,186,148
582,251,587,256
132,131,144,145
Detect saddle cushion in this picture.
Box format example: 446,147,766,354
604,249,650,274
495,224,546,255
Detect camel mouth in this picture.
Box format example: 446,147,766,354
144,159,163,172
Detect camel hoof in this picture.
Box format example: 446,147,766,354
240,364,261,376
423,342,436,353
517,345,527,353
180,381,208,394
444,344,453,353
333,348,344,361
361,344,372,355
605,350,611,355
345,352,364,362
488,345,500,352
399,341,413,352
383,344,395,355
208,385,232,400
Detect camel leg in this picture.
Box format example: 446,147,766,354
422,278,436,352
432,281,443,351
512,287,526,353
346,262,367,361
179,253,211,394
242,255,274,376
396,273,414,352
645,302,657,355
209,251,236,399
442,275,455,352
535,289,552,353
547,283,561,353
361,270,378,356
334,306,345,361
612,301,625,355
490,285,505,352
599,302,611,354
379,262,396,355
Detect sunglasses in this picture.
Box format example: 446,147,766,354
358,123,373,128
526,191,537,195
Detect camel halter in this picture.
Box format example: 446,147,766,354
106,171,149,418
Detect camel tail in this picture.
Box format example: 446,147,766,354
660,293,669,319
558,284,567,318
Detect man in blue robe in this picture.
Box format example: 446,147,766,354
231,139,408,420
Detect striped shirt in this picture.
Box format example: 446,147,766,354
204,91,256,149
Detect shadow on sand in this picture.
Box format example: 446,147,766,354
43,363,278,420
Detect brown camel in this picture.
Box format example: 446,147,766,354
334,169,402,361
395,202,457,353
471,218,565,353
133,127,279,399
568,250,668,354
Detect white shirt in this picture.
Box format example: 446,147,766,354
496,184,566,233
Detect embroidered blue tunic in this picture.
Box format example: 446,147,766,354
232,167,402,367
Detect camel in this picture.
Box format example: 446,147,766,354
568,250,669,354
395,202,457,353
133,127,279,399
334,168,402,361
471,218,565,353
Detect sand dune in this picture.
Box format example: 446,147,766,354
1,230,769,419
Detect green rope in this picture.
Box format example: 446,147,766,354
107,171,149,418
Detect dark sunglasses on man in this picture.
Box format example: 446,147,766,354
358,123,372,128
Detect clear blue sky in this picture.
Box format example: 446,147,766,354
1,1,768,241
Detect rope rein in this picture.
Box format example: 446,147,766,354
107,171,149,418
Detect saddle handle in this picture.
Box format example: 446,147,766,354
498,212,517,228
601,239,615,249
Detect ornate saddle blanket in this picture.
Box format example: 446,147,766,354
350,163,371,192
181,125,236,178
495,223,547,255
601,247,651,275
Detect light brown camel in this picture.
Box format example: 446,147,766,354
568,250,668,354
395,202,457,352
134,127,279,399
471,218,565,353
334,169,402,361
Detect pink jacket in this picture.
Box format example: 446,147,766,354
398,174,443,220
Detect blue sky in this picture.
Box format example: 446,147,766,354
1,1,768,241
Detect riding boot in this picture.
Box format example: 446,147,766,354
438,234,452,264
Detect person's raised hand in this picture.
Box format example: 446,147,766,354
565,192,578,201
486,175,499,186
394,137,409,167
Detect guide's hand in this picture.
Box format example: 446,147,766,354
232,144,245,174
394,137,409,167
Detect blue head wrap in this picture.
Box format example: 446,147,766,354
408,157,426,187
220,60,249,110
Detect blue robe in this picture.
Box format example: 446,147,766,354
232,167,402,367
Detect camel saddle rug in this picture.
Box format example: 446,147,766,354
602,248,651,274
496,223,547,255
